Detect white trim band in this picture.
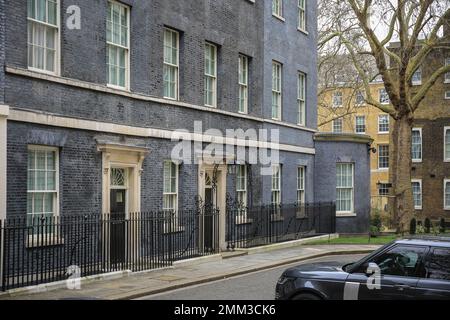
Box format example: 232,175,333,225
8,108,316,155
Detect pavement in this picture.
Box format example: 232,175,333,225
140,254,366,300
0,244,380,300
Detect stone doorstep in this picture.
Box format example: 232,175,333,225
0,234,343,299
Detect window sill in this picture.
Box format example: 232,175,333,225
164,96,179,101
235,216,253,225
378,132,389,135
28,66,59,77
296,213,307,219
26,235,65,248
107,84,130,92
444,80,450,84
272,14,285,22
412,160,423,163
336,213,357,218
271,214,284,222
297,28,308,35
412,82,422,86
414,207,423,211
163,224,185,234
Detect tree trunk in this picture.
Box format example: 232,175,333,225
389,114,414,233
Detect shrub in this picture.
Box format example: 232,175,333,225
440,218,446,234
424,218,431,233
369,213,382,237
417,224,425,234
409,218,417,235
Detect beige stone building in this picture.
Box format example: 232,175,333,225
318,81,393,222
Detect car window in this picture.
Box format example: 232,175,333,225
371,245,427,277
424,248,450,281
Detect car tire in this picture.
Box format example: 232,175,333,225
291,293,322,300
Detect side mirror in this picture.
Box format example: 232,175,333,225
365,262,380,277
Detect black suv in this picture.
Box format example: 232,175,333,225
276,237,450,300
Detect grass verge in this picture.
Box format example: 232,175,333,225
308,235,398,245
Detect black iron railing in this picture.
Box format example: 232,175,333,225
0,203,336,291
226,202,336,249
0,210,220,292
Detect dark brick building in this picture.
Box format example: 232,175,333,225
0,0,372,256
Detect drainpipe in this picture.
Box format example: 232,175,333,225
0,104,9,288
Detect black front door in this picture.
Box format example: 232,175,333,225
110,189,126,265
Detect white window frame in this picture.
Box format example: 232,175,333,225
445,58,450,84
446,91,450,100
444,179,450,210
379,88,390,104
336,163,354,216
27,145,60,221
445,127,450,162
27,0,60,75
236,165,248,215
297,72,306,126
272,61,282,120
378,144,389,170
106,0,130,91
163,160,179,213
412,67,422,86
377,182,390,196
204,42,217,108
333,118,343,133
297,166,305,206
355,91,365,106
272,0,283,20
271,165,281,208
411,179,422,210
297,0,306,32
238,55,249,114
378,114,390,134
355,116,366,134
333,91,343,107
163,28,180,100
411,128,422,163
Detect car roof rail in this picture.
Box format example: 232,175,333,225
403,235,450,242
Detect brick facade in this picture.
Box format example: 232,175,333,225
1,0,371,235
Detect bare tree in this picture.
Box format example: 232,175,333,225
319,0,450,232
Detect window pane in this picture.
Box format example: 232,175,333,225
37,0,46,22
44,193,54,213
373,246,426,277
446,182,450,208
412,181,422,208
446,130,450,159
48,0,57,25
28,0,36,19
425,249,450,280
47,171,55,190
34,193,44,213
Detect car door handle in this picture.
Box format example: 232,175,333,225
394,284,411,291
